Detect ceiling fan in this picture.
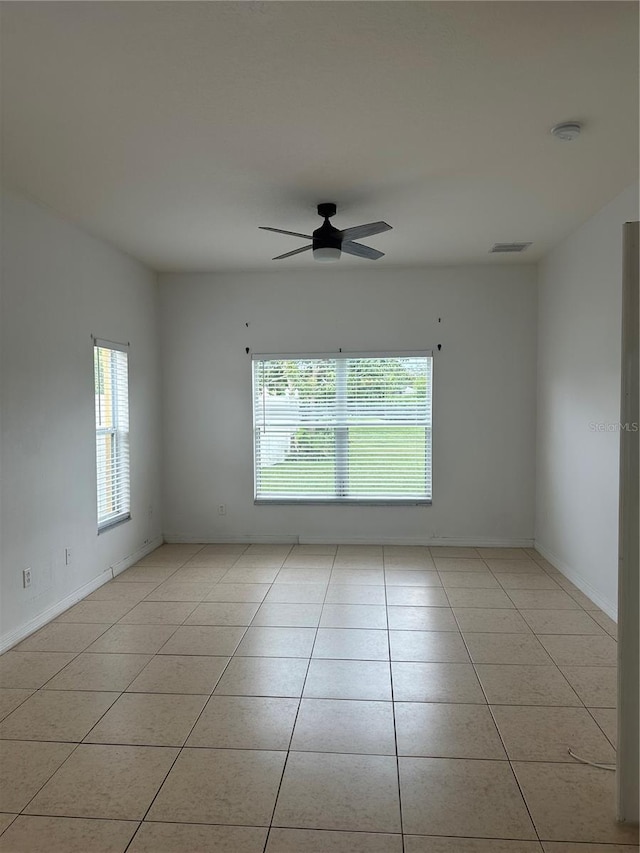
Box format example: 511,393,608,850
259,203,392,263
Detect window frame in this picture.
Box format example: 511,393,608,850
94,337,131,533
252,350,433,506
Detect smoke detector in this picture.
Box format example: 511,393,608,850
551,122,582,142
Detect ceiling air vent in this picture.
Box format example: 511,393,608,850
490,242,532,254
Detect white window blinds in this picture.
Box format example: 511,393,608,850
252,352,432,503
94,340,131,530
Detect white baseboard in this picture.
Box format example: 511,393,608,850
534,541,617,620
300,536,535,547
111,535,164,577
0,536,164,654
163,532,533,547
0,572,110,655
163,534,299,545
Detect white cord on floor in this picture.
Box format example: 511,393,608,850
568,748,616,770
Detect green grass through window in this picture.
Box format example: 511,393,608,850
257,426,428,498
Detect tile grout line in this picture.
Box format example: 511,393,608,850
585,710,618,751
261,548,333,853
119,660,242,845
118,547,257,851
0,688,40,724
10,736,86,822
455,615,544,847
115,541,211,853
384,554,407,853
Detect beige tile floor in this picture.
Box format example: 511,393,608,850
0,543,636,853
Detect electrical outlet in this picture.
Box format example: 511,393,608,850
65,548,72,566
217,504,227,516
22,568,32,589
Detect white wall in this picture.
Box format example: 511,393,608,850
536,183,639,617
159,265,537,545
0,192,163,649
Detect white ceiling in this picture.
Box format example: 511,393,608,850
1,2,637,272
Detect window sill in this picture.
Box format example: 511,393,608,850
254,499,432,506
98,514,131,534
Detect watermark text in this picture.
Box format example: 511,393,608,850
589,422,639,432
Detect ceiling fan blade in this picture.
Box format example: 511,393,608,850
339,221,392,241
273,244,313,260
341,241,384,260
260,226,313,240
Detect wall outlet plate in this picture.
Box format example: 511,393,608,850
22,568,32,588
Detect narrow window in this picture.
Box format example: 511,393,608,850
253,352,433,504
94,339,130,530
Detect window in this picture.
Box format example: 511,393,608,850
94,339,130,530
252,352,432,503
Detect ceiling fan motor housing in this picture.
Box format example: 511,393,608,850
314,203,341,249
313,221,341,250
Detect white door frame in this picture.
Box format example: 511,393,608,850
617,220,639,823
